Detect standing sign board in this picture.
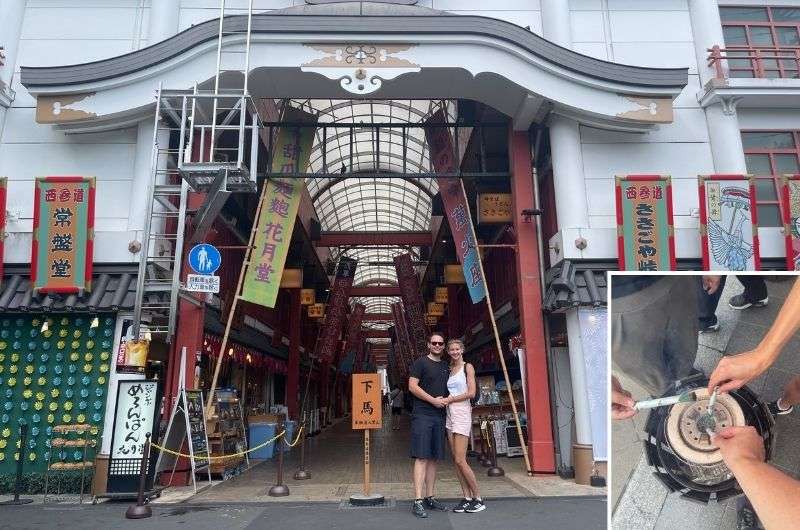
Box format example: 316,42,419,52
614,175,676,271
107,380,160,494
782,175,800,270
31,176,95,293
352,373,382,430
698,175,760,271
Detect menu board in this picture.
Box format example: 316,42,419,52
186,390,209,459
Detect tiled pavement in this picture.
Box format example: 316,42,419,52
612,275,800,529
171,411,603,505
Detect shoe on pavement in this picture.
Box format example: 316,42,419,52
424,496,448,511
736,497,760,530
699,322,720,334
452,498,471,513
412,499,428,518
768,398,794,417
465,499,486,513
729,294,768,310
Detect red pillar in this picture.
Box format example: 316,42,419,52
509,129,556,473
286,289,301,420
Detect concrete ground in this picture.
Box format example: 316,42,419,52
611,275,800,529
0,496,607,530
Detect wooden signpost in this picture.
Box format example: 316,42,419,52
350,373,383,506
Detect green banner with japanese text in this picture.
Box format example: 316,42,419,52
32,177,95,293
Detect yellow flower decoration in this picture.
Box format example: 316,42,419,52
86,340,95,349
59,329,68,338
49,402,57,411
23,377,31,386
32,319,40,327
0,439,6,449
97,376,106,385
57,340,66,349
100,352,109,361
28,453,35,462
43,330,53,338
22,390,32,399
1,428,9,438
77,414,86,423
25,365,34,375
84,353,93,362
0,354,4,362
37,377,46,386
10,353,18,363
13,452,18,461
100,364,109,373
33,401,43,411
8,366,17,374
73,330,81,339
70,352,79,362
62,414,71,423
64,402,73,411
60,318,68,326
70,341,80,350
50,389,59,398
0,366,4,374
7,377,15,387
47,414,54,424
36,392,44,401
0,342,5,351
83,364,92,373
90,426,99,435
15,440,20,449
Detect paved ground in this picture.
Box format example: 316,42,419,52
0,496,607,530
611,275,800,529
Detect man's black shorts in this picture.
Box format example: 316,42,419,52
410,414,446,460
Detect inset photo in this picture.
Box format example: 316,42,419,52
611,274,800,530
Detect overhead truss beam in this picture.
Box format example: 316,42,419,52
318,231,432,247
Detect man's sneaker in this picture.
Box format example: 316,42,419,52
465,499,486,513
729,294,768,310
412,499,428,518
424,496,448,511
768,398,794,416
736,497,759,530
699,322,720,334
452,498,471,513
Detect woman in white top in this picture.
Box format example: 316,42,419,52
444,339,485,513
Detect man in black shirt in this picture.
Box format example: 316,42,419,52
408,332,450,518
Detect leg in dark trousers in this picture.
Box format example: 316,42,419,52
698,276,727,330
730,276,769,309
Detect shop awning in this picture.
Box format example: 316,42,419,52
0,265,139,313
543,260,608,313
204,308,289,361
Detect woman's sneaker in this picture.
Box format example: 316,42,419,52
465,499,486,513
452,498,472,513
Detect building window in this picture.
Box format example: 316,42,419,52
742,130,800,227
720,6,800,78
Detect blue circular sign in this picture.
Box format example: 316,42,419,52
188,244,221,275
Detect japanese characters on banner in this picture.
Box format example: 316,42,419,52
0,178,5,285
424,110,486,303
314,257,358,364
393,253,429,356
391,302,413,373
614,175,676,271
241,177,304,307
782,175,800,270
343,303,366,360
111,380,158,459
31,176,95,293
699,175,760,271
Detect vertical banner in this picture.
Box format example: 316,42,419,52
614,175,676,271
241,178,304,307
343,303,366,359
698,175,760,271
31,176,95,293
425,110,486,303
0,178,5,287
315,257,357,363
393,253,428,356
391,301,414,369
578,308,608,462
782,175,800,270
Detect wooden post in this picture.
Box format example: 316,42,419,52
364,429,370,496
460,179,532,475
205,178,270,417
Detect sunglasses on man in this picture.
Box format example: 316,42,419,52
429,341,444,346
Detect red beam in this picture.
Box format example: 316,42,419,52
363,313,392,321
318,231,432,247
350,286,401,297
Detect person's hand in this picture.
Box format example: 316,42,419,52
711,426,765,468
612,376,637,420
708,349,772,394
431,396,447,408
702,275,722,295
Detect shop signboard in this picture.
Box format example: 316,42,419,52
444,264,465,284
314,257,357,363
427,302,445,317
300,288,316,305
116,338,149,374
393,253,428,356
425,110,486,303
425,316,438,327
698,175,760,271
477,193,513,224
0,178,5,286
107,380,160,493
434,286,448,304
279,268,303,288
614,175,676,271
308,302,325,318
781,175,800,270
31,176,95,293
352,373,382,430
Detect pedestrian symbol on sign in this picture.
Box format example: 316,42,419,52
188,244,221,275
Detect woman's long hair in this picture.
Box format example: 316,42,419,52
446,338,465,368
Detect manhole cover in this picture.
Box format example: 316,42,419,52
337,498,396,510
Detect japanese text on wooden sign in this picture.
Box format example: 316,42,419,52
615,175,676,271
32,176,95,293
352,373,382,429
112,380,158,459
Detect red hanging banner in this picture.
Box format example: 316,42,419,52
391,301,414,370
343,303,366,358
314,257,357,363
393,253,428,357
